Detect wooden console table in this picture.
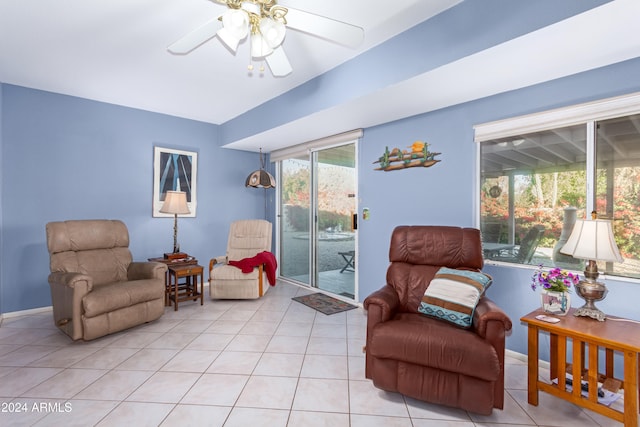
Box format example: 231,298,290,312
521,308,640,426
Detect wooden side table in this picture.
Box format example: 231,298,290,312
167,264,204,311
521,308,640,426
148,255,198,307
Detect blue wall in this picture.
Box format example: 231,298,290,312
1,0,638,365
357,57,640,358
0,85,269,313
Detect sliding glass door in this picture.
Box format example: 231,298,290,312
278,142,357,299
279,155,311,285
313,144,356,298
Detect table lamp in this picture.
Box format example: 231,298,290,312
560,212,623,321
159,190,190,254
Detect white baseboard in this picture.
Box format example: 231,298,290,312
506,349,550,370
1,305,53,322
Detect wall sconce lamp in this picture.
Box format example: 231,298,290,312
560,212,623,321
159,190,190,254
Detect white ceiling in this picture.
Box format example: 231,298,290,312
1,0,640,153
0,0,460,123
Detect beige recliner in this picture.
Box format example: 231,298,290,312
209,219,273,299
46,219,167,341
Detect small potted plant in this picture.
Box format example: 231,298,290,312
531,266,580,316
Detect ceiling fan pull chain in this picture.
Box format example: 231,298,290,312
248,50,254,71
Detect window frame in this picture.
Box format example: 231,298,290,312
474,91,640,282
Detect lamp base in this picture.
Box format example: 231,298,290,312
573,279,608,322
574,305,606,321
164,252,188,260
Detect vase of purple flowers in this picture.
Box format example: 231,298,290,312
531,266,580,316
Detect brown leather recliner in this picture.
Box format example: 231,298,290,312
46,219,167,341
363,225,512,415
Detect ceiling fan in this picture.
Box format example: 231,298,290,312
168,0,365,77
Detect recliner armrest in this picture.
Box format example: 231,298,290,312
472,296,512,338
208,256,228,277
363,285,400,323
48,271,94,291
128,261,167,281
48,271,93,340
211,256,228,265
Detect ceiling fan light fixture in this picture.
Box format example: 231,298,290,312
241,1,261,15
168,0,364,77
251,33,273,58
223,9,249,32
218,9,249,51
260,18,286,48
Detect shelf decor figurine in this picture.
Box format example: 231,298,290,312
373,141,441,171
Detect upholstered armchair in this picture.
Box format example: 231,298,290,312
46,219,167,341
209,219,275,299
363,225,512,415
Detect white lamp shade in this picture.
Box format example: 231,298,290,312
159,191,191,215
251,33,273,58
218,9,249,52
259,18,286,48
222,9,249,36
560,219,623,263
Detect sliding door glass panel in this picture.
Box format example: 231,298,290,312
313,144,356,298
280,157,311,285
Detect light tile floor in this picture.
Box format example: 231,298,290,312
0,281,631,426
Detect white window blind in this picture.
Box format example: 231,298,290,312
270,129,363,162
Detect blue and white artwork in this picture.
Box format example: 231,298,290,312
153,146,197,217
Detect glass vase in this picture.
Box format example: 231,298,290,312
540,289,570,316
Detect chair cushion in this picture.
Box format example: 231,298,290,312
418,267,492,328
46,219,130,253
369,313,500,381
212,264,260,280
83,279,164,318
47,220,133,286
226,220,272,261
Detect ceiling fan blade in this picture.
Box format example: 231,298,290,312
284,7,364,48
266,47,293,77
168,19,220,54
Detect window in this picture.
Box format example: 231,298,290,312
476,93,640,280
595,114,640,279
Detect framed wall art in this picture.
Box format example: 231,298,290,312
153,146,197,217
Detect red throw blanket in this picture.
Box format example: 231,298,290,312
228,251,278,286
